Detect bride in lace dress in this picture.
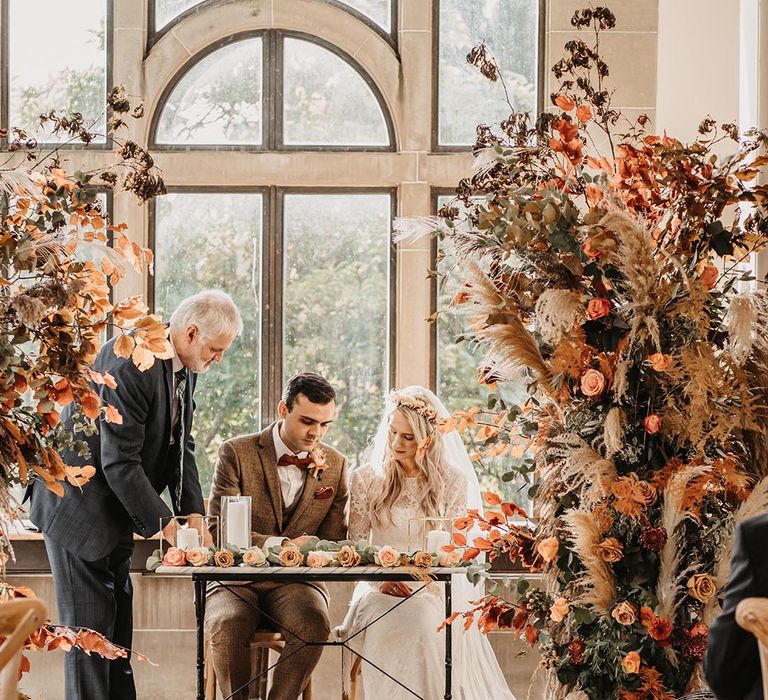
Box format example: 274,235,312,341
339,386,516,700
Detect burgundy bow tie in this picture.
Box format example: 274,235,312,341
277,454,314,470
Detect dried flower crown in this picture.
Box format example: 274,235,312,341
389,391,439,425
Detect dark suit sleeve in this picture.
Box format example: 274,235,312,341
167,382,204,516
317,456,349,541
96,359,173,537
705,520,762,699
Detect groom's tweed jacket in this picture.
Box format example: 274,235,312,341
207,423,349,547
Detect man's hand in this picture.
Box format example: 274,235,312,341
288,534,313,547
379,581,412,598
162,518,179,546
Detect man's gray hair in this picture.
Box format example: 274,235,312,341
169,290,243,339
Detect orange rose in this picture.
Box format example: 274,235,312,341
687,573,717,603
640,606,656,628
701,264,719,290
337,545,361,567
621,651,641,675
186,547,211,567
596,537,624,563
376,545,400,568
214,549,235,568
550,597,570,623
162,547,186,567
412,551,434,568
278,546,304,567
438,550,461,567
647,353,671,372
611,602,637,626
582,238,601,259
633,479,656,505
536,537,560,563
242,547,267,567
587,298,611,320
580,369,606,397
306,551,333,568
644,413,661,434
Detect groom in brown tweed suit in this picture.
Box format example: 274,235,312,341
205,373,349,700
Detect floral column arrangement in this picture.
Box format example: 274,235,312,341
424,8,768,700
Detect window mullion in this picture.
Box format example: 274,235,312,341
260,185,283,427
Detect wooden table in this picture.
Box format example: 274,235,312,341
154,565,466,700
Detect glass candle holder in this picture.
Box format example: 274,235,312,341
159,515,218,554
407,516,455,553
221,495,252,550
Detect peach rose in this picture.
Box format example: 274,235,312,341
242,547,267,567
162,547,186,567
701,264,719,290
278,546,304,567
687,573,717,603
214,549,235,568
640,606,655,628
376,545,401,568
550,597,570,623
596,537,624,563
611,601,637,626
633,479,657,505
186,547,211,567
536,537,560,563
438,550,461,567
306,550,333,568
647,353,671,372
582,238,601,259
337,545,361,568
587,298,611,320
580,369,606,397
622,651,641,675
644,413,662,434
412,551,434,568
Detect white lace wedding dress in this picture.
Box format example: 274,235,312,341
341,465,517,700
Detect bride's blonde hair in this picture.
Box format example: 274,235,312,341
368,391,448,528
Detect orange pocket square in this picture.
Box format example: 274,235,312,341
314,486,334,500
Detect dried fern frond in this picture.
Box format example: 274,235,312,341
562,509,616,614
392,215,451,244
603,407,626,457
535,289,584,346
463,260,505,311
656,465,710,623
477,317,557,400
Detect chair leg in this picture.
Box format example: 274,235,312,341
302,677,312,700
255,647,269,700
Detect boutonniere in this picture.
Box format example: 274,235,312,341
308,447,327,481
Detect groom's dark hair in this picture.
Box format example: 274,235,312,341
283,373,336,410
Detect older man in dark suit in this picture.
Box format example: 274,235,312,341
29,289,242,700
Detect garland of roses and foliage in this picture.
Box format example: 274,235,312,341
147,536,466,572
410,7,768,700
1,87,171,673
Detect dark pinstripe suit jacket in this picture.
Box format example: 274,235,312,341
28,335,204,561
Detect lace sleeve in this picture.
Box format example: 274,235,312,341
348,468,373,542
445,469,469,520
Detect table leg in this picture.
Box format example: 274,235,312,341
444,577,452,699
195,578,207,700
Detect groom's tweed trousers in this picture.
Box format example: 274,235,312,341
204,424,349,700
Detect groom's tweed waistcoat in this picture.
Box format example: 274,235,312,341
206,422,349,547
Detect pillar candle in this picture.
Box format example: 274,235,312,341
176,525,199,550
227,499,251,550
426,529,451,554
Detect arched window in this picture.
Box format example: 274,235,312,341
153,33,393,150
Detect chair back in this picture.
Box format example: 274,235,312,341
736,597,768,700
0,598,47,700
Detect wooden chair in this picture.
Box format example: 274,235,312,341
736,597,768,700
0,598,47,700
205,630,313,700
